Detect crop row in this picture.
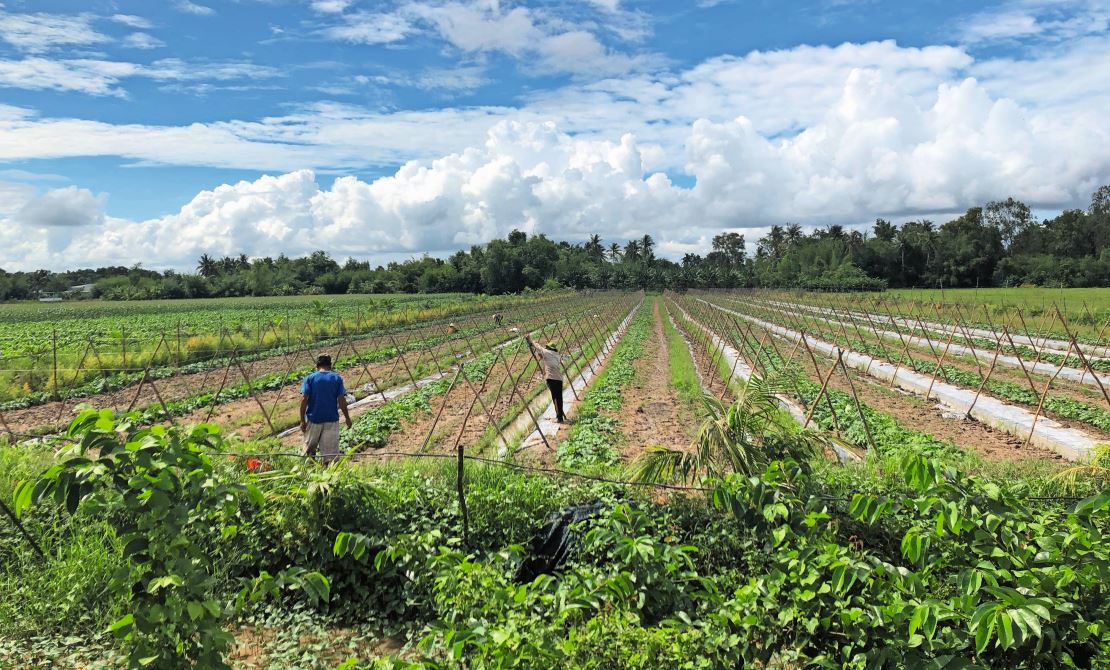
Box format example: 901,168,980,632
122,296,615,442
0,294,590,427
0,292,567,401
723,297,1110,435
140,295,631,433
671,296,972,465
340,350,502,451
751,287,1110,343
0,294,466,340
333,295,643,457
735,295,1110,372
556,304,652,468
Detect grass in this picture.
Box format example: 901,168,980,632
659,298,702,409
0,445,126,656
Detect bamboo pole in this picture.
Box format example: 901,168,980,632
1025,341,1074,449
420,366,463,452
836,349,878,454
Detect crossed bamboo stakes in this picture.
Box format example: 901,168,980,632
680,289,1110,452
0,295,590,441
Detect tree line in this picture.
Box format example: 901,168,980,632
2,186,1107,300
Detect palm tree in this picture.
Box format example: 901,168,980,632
759,225,786,260
196,254,218,278
640,234,655,262
785,224,803,248
1052,444,1110,492
632,373,826,485
584,234,604,260
608,243,622,263
623,239,641,263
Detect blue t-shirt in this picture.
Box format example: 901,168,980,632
301,371,347,424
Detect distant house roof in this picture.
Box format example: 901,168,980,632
68,284,95,293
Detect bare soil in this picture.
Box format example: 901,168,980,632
229,624,401,669
381,348,537,455
745,298,1110,442
613,301,699,462
773,325,1067,463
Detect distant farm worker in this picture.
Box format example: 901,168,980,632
493,312,503,326
447,323,459,334
525,335,567,423
300,354,353,462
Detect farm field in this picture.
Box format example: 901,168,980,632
0,293,530,407
890,286,1110,316
764,286,1110,340
1,291,1108,669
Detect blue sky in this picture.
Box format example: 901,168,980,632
0,0,1107,270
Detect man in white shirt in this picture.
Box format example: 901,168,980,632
525,335,567,423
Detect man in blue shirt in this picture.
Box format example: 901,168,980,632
300,354,353,462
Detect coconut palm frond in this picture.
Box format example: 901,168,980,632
698,392,725,421
1051,464,1110,492
634,373,795,485
1051,443,1110,492
632,360,842,486
630,445,702,485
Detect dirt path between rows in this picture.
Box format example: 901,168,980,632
613,301,698,461
375,347,538,456
775,331,1065,463
178,337,482,441
724,297,1110,444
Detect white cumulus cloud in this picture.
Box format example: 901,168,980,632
0,36,1108,271
8,186,107,254
175,1,216,17
122,33,166,50
2,62,1107,272
0,10,110,52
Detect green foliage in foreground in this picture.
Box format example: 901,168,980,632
9,411,329,669
336,454,1110,669
1,409,1108,669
